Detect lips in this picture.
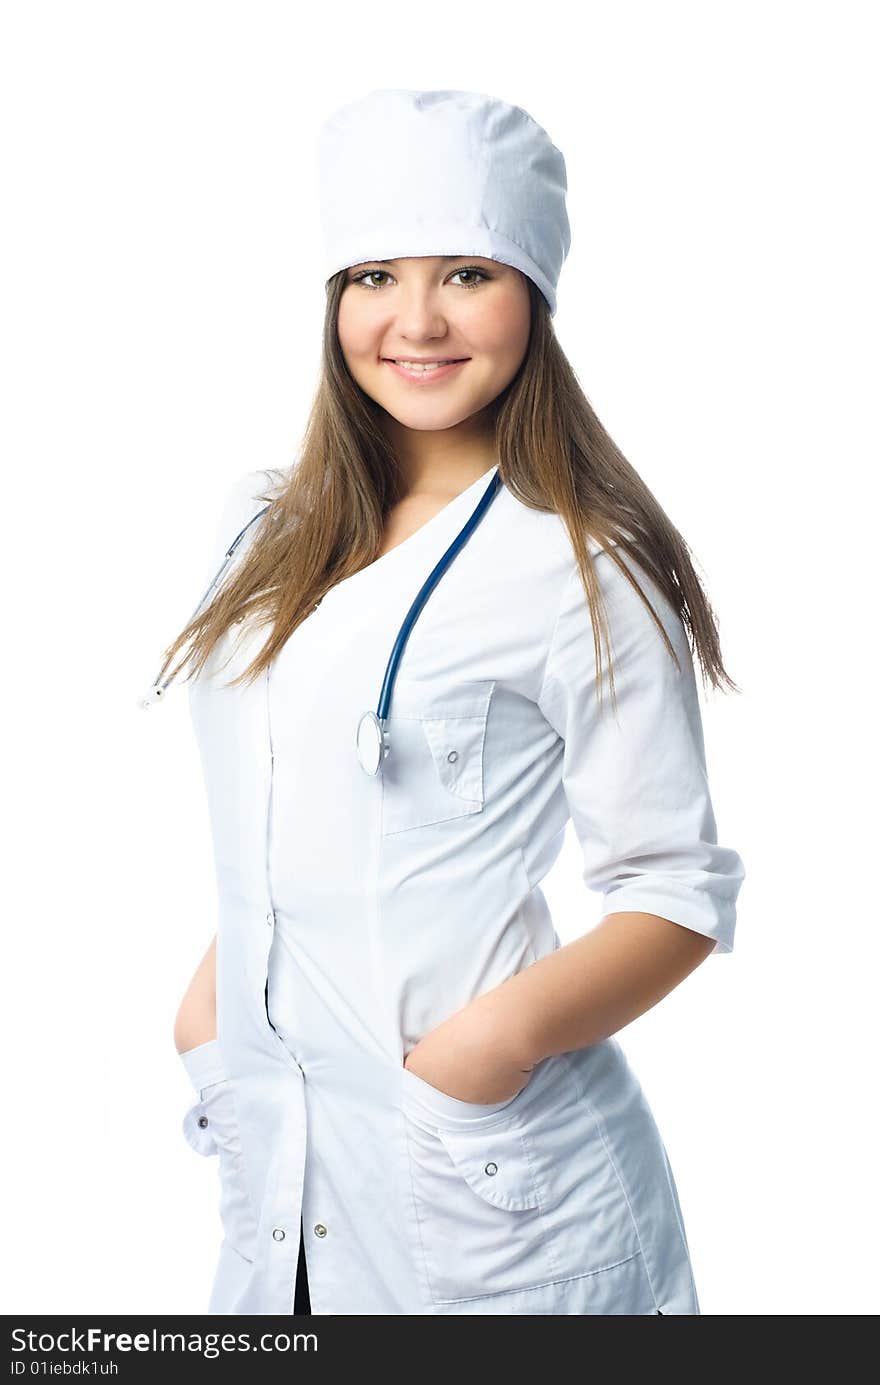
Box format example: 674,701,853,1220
382,358,469,384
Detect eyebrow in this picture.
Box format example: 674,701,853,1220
358,256,487,266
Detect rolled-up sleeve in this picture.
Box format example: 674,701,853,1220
537,549,746,954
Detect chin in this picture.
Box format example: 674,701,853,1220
386,408,475,432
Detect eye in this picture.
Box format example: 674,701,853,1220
448,267,491,291
348,266,492,292
349,269,393,289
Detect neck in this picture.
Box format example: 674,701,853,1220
379,415,497,498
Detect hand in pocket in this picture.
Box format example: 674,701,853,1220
403,1004,537,1105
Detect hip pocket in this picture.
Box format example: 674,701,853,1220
403,1105,554,1303
401,1052,642,1306
179,1040,260,1266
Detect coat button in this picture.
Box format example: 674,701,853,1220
484,1161,498,1176
197,1115,209,1129
313,1223,327,1238
446,749,459,763
266,910,275,927
272,1228,286,1241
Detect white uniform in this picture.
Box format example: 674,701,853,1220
177,462,746,1315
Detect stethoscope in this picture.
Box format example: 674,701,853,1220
355,467,501,776
140,467,502,779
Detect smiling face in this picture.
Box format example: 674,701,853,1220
336,256,531,439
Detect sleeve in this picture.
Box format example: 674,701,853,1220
536,550,746,954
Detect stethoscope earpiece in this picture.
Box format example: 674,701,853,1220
139,684,166,709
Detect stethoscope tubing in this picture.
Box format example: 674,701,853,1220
140,505,270,706
355,468,501,775
374,469,501,722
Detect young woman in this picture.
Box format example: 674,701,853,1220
149,89,746,1316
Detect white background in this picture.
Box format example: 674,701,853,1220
2,0,877,1317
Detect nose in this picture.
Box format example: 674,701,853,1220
390,285,452,342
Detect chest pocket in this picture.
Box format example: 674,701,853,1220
380,678,496,835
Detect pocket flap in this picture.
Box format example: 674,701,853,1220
381,679,496,834
421,714,488,801
438,1123,540,1211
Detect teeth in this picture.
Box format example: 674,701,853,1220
393,360,459,371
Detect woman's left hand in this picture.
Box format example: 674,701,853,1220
403,997,541,1105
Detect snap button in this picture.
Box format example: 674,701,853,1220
313,1223,327,1238
446,749,459,763
266,910,275,927
484,1161,498,1176
272,1228,286,1242
197,1115,209,1129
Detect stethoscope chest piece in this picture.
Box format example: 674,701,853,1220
357,710,389,777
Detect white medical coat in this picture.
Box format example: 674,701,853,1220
178,462,746,1315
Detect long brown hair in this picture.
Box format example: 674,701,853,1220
154,272,740,712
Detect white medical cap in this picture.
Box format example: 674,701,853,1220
316,88,571,316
